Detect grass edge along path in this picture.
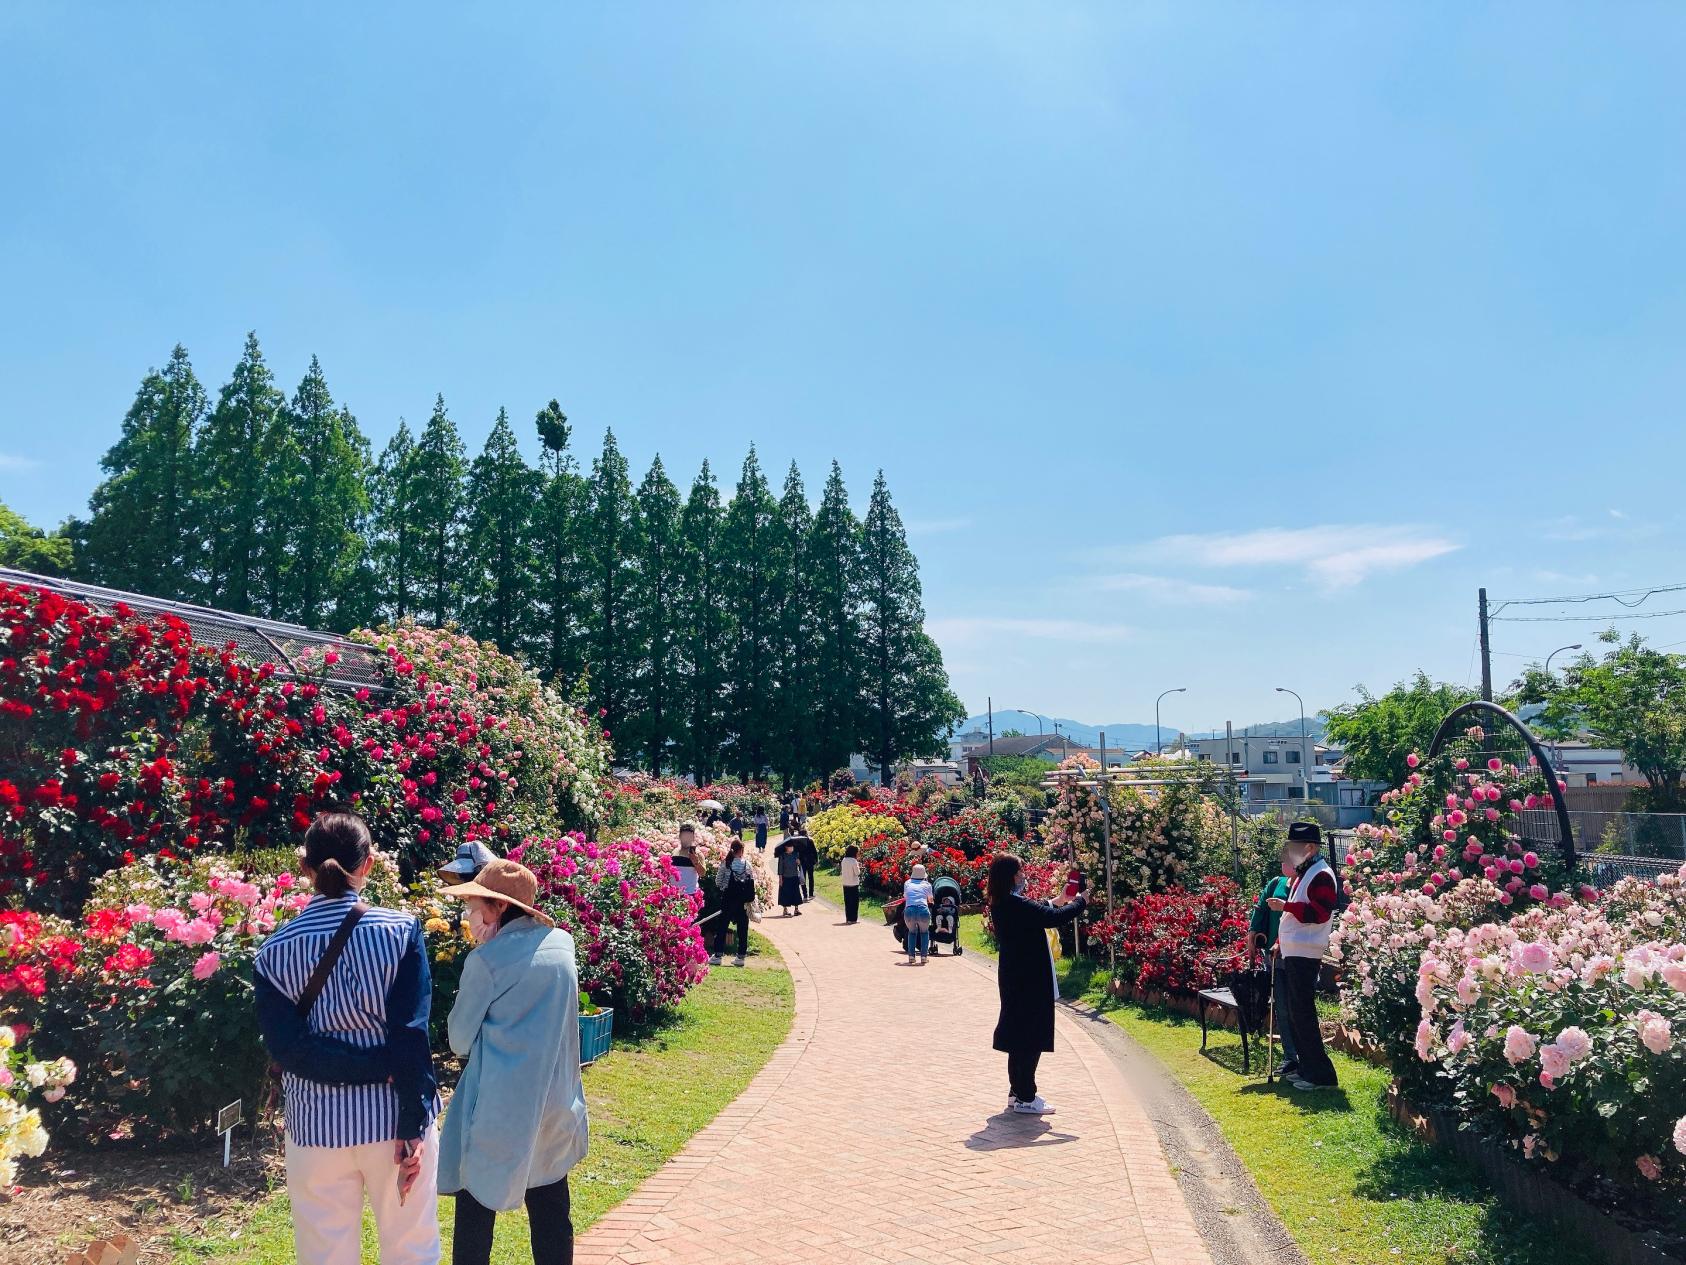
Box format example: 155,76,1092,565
166,931,795,1264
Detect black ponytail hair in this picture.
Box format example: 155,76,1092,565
303,810,373,898
986,853,1022,912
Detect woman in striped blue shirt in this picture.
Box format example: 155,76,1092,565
255,811,441,1265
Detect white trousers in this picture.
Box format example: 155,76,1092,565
285,1125,441,1265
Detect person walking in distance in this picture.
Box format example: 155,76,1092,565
793,831,818,900
987,853,1086,1114
840,843,863,924
254,810,440,1265
776,841,805,916
1268,822,1339,1091
753,806,769,853
710,839,755,967
437,860,589,1265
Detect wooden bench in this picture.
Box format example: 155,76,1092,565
1196,986,1256,1074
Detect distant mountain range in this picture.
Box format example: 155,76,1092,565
955,710,1329,751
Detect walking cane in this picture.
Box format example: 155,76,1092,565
1264,948,1277,1085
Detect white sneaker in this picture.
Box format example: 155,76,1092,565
1010,1096,1053,1115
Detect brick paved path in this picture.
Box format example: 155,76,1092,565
577,880,1213,1265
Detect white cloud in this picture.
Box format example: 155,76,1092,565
906,517,973,536
1609,508,1627,520
1138,524,1460,590
1092,572,1251,605
926,616,1131,647
0,452,40,471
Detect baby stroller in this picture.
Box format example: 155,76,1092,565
929,875,963,955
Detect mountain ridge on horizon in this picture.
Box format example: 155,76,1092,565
955,710,1330,750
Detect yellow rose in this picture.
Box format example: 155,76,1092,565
424,917,450,935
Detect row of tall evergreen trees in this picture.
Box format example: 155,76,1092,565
69,334,964,784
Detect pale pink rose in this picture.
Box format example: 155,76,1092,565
1555,1026,1591,1062
1637,1155,1662,1181
1663,963,1686,994
1456,974,1481,1005
1503,1025,1537,1064
124,903,153,922
1414,1019,1436,1061
192,951,221,981
1492,1082,1516,1109
1672,1116,1686,1156
1638,1013,1673,1055
1540,1044,1572,1080
1519,942,1553,973
189,892,214,913
1447,1019,1469,1055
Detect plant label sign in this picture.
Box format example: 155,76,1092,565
217,1098,242,1166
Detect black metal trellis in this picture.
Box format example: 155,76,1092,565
0,567,390,696
1426,699,1577,868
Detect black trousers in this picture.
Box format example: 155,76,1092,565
1278,955,1337,1086
843,885,860,923
803,863,816,899
1007,1048,1041,1102
712,903,749,958
454,1177,572,1265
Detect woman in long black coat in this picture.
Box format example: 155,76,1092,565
987,853,1086,1115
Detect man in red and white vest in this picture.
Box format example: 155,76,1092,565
1268,821,1339,1090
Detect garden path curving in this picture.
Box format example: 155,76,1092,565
576,868,1214,1265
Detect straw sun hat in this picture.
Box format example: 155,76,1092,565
440,858,555,927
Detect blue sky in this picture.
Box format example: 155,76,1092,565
3,4,1683,730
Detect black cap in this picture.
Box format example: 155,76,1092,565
1287,821,1322,846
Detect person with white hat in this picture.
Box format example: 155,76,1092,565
902,863,935,964
436,859,588,1265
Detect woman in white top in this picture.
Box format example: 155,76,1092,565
840,844,862,924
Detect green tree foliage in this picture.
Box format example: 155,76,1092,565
533,401,589,686
721,447,779,779
770,463,815,789
677,462,730,783
280,356,370,626
462,408,541,648
80,344,204,594
194,332,285,612
856,471,964,783
0,501,74,576
585,430,636,736
1322,672,1478,789
410,395,467,626
369,419,420,621
1539,631,1686,811
808,461,860,776
626,456,684,772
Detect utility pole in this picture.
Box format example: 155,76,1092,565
1478,588,1494,702
988,696,994,756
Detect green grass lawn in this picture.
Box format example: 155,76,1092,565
1071,979,1591,1265
167,933,794,1263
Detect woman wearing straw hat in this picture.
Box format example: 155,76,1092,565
437,859,588,1265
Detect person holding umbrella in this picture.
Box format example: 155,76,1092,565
787,831,818,900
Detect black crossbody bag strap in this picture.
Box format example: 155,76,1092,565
296,902,369,1019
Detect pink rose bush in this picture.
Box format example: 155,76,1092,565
1405,865,1686,1189
513,833,709,1017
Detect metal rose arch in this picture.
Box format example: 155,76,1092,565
1426,699,1577,867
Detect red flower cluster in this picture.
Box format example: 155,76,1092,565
1088,878,1251,997
857,834,995,902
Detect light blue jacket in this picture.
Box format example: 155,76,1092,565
437,918,589,1210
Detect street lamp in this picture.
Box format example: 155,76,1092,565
1275,687,1309,800
1544,644,1582,675
1015,709,1048,736
1155,688,1187,756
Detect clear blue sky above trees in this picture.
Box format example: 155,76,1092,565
2,4,1683,726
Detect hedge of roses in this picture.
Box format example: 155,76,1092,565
0,583,614,909
512,833,708,1017
1090,878,1251,996
857,834,993,901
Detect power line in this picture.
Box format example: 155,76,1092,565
1491,607,1686,623
1490,580,1686,613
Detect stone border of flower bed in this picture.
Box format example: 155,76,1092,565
1385,1083,1685,1265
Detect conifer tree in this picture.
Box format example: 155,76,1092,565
533,401,589,685
462,408,541,647
721,447,779,779
626,455,684,772
281,356,369,626
677,461,730,783
195,332,285,613
857,471,964,782
369,420,419,621
808,461,861,775
410,395,467,626
585,430,635,734
81,344,205,597
770,463,815,788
